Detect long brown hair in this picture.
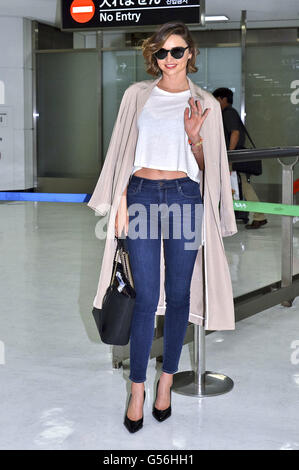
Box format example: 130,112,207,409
141,22,198,77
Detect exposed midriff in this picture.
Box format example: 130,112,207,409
133,168,187,180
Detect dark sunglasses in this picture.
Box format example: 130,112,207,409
154,46,189,60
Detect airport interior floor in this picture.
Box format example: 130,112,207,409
0,200,299,450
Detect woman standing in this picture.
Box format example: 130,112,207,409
87,21,237,434
115,22,209,433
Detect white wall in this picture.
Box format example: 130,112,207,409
0,16,33,190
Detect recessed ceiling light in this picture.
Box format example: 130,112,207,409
205,16,229,22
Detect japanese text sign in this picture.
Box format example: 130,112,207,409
61,0,201,30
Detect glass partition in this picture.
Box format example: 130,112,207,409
102,51,137,156
225,222,283,298
245,45,299,185
37,51,99,178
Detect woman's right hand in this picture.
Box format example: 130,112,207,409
115,196,129,238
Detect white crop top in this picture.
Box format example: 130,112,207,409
131,85,200,183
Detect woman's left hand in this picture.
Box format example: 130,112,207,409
184,97,211,142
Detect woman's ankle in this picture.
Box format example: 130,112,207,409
160,372,173,385
131,381,145,394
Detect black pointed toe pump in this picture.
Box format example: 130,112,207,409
124,390,146,433
152,379,172,422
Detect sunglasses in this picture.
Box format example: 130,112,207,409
154,46,189,60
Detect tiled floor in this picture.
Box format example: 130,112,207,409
0,201,299,449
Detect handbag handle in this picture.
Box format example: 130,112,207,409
120,248,135,289
109,237,135,289
109,241,121,287
118,237,135,289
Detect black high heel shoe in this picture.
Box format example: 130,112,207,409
152,379,172,422
124,390,146,433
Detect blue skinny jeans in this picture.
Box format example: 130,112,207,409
126,174,203,383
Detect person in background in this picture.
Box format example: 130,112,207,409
213,87,267,229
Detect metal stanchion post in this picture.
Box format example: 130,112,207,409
172,324,234,397
278,156,298,307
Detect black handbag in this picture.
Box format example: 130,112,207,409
224,109,262,176
92,237,136,346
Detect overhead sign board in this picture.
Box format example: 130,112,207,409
61,0,201,30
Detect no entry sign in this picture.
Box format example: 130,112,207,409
70,0,95,23
61,0,201,30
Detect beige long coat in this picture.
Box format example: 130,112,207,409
87,75,238,330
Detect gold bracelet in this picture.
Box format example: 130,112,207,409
189,136,203,147
193,141,203,148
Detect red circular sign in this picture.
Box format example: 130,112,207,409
70,0,95,23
